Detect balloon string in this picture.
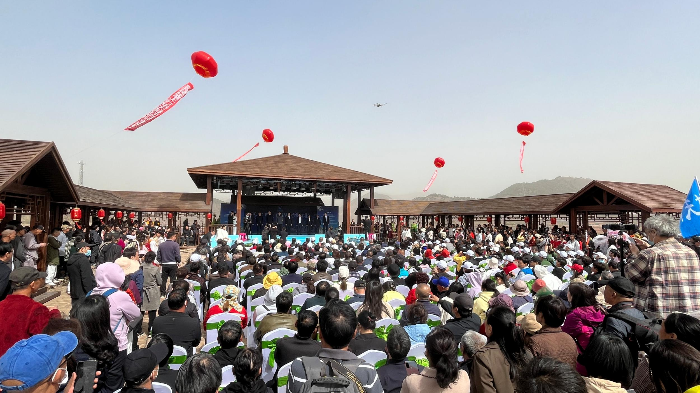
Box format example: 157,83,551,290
423,169,439,192
519,141,526,173
233,142,260,162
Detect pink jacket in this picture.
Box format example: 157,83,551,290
92,263,141,351
562,306,605,352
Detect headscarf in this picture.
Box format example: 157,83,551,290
488,293,514,312
263,271,282,289
264,285,283,307
222,285,243,312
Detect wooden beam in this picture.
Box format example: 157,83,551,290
206,176,212,205
593,196,603,205
344,184,351,234
608,196,619,205
236,179,243,235
3,183,50,197
574,204,639,212
603,191,608,205
370,187,375,209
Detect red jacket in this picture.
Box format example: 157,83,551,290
0,295,61,356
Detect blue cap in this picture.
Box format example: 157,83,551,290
0,332,78,391
432,276,450,287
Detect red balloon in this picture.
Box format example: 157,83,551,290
434,157,445,168
262,129,274,143
517,122,534,137
191,51,218,78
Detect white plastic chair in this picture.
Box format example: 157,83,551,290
426,314,441,328
559,282,570,291
396,285,410,297
517,302,534,315
206,313,242,343
347,277,358,283
261,328,296,383
501,288,513,296
292,293,315,314
277,361,293,393
250,296,265,314
331,274,339,281
388,299,406,319
546,266,554,273
152,382,172,393
296,267,307,275
220,365,236,388
374,318,400,340
210,285,227,302
282,283,300,292
308,305,323,313
407,343,427,366
350,302,363,311
358,350,387,368
168,345,188,370
562,271,573,281
186,279,201,305
521,274,536,282
200,341,221,354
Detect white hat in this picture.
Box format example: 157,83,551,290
436,261,448,270
511,247,520,253
488,257,499,269
568,251,576,257
264,285,283,306
575,250,585,257
593,252,607,260
504,255,515,262
538,251,548,258
190,254,202,263
466,250,475,257
558,250,568,258
339,266,350,279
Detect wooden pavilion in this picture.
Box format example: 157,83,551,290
187,145,393,234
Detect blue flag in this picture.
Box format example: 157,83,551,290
680,178,700,238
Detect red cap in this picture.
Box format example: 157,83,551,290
504,262,518,275
532,279,547,293
572,264,584,273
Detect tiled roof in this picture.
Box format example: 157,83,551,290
422,194,574,216
110,191,210,213
359,199,434,216
75,185,133,209
553,181,686,213
187,150,392,189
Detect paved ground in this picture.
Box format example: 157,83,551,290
45,246,199,349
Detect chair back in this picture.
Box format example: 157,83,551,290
277,362,294,393
220,365,236,388
168,345,188,370
374,318,400,340
291,293,315,314
407,343,428,367
210,285,227,302
349,302,363,311
206,313,242,343
395,285,410,297
152,382,172,393
426,314,441,328
516,302,534,316
200,341,221,354
307,305,323,313
358,350,387,368
261,328,296,383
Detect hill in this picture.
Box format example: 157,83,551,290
489,176,592,198
412,193,475,202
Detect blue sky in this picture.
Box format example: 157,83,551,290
2,2,699,198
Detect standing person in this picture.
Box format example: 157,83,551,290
0,243,12,301
401,326,470,393
627,214,700,318
57,224,71,279
90,263,142,357
0,267,61,356
71,295,122,393
141,251,162,337
8,227,26,270
45,228,61,286
66,241,97,308
471,307,532,393
600,277,648,341
98,233,122,265
157,232,181,296
23,224,46,269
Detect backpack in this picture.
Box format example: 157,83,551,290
598,310,659,354
291,357,366,393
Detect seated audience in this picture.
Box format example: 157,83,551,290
515,357,587,393
148,333,177,391
528,295,578,370
377,326,421,393
459,330,487,375
121,342,169,393
213,320,244,368
349,310,388,355
254,291,297,346
175,353,222,393
221,348,273,393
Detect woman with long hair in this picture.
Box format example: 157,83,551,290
221,348,273,393
141,250,161,336
659,312,700,350
474,279,500,322
358,280,394,320
204,285,248,328
561,282,605,367
648,340,700,393
578,333,635,393
471,306,531,393
401,327,470,392
71,295,121,393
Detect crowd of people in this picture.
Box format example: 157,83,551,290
1,213,700,393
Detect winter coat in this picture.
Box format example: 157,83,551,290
561,306,606,352
47,236,61,266
472,341,527,393
92,263,141,351
401,368,470,393
582,377,630,393
141,263,162,312
67,253,96,300
474,291,495,322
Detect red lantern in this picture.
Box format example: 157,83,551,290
207,212,212,220
399,216,404,222
115,211,123,220
458,216,463,222
168,213,173,219
129,212,136,220
517,121,534,137
434,157,445,168
191,51,218,78
262,129,275,143
71,207,82,222
487,216,492,224
524,216,530,223
371,216,375,221
435,216,439,222
97,209,106,220
0,201,5,220
550,217,557,225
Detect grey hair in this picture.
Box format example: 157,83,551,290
643,215,680,238
460,330,487,357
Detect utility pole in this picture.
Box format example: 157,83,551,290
78,161,84,185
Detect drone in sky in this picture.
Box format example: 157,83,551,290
374,103,387,107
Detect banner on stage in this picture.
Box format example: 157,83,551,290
344,234,368,244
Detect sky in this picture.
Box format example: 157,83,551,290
2,2,699,200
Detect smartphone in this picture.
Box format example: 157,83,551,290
75,359,98,393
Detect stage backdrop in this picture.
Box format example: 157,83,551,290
220,204,338,230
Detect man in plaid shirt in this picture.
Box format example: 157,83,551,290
626,215,700,318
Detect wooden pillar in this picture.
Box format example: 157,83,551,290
641,211,650,228
344,184,351,234
582,212,589,232
569,208,577,234
356,189,362,226
236,179,243,235
206,176,213,206
370,187,375,209
331,194,335,207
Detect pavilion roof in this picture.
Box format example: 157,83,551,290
356,199,434,216
553,180,686,213
75,185,133,210
109,191,210,213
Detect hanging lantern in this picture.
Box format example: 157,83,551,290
550,217,557,225
487,216,492,224
399,216,404,222
115,211,124,220
191,51,218,78
207,212,212,220
70,207,82,222
129,212,136,220
458,216,463,222
371,216,375,221
168,212,173,219
524,216,530,223
517,121,535,137
97,208,106,220
434,216,439,222
0,201,5,220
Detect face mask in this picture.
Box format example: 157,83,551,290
85,250,92,257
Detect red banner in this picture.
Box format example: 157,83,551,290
125,83,194,131
423,169,439,192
